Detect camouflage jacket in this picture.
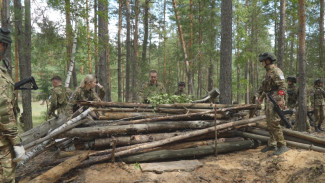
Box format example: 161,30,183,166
310,86,325,107
48,85,72,116
286,84,298,108
174,90,188,96
138,81,166,103
0,66,20,147
258,64,286,102
67,86,105,115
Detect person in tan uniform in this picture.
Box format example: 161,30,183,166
138,70,165,103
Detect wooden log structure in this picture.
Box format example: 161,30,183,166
20,115,67,146
81,115,266,166
119,140,255,163
63,120,224,138
77,101,260,110
24,108,92,149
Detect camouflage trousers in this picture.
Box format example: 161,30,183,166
265,100,286,147
314,105,324,126
0,145,15,183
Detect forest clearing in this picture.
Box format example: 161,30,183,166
1,0,325,183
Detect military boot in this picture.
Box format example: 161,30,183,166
318,125,324,131
273,146,289,155
315,126,320,132
261,146,277,153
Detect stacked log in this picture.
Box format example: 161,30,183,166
18,101,325,180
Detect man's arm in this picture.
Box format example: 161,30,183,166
48,89,58,116
0,84,20,146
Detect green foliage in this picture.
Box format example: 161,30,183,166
134,162,140,170
148,94,193,106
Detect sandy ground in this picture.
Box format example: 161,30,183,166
16,144,325,183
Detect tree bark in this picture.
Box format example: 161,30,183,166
94,0,99,80
21,115,67,146
98,0,109,101
132,0,139,102
142,0,150,63
14,0,33,131
125,0,131,102
320,0,324,69
82,116,265,166
120,141,254,163
86,0,92,73
236,131,325,153
1,0,12,76
219,0,232,104
64,120,220,138
297,0,307,131
30,151,89,183
277,0,285,69
117,0,123,102
24,109,92,149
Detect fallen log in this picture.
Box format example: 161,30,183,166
29,151,89,183
247,128,325,148
120,140,255,163
24,108,92,149
256,123,325,146
109,111,215,126
78,101,259,110
81,115,266,166
99,112,163,120
20,115,67,146
236,131,325,153
63,120,223,138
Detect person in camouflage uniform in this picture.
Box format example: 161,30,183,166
138,70,165,103
286,76,298,109
174,81,187,96
310,78,325,132
48,76,72,118
0,28,25,183
67,74,105,115
256,52,289,155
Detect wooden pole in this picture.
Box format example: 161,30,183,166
214,104,218,157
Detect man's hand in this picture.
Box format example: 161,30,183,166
96,83,103,89
13,145,26,162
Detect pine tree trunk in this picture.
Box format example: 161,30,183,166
277,0,285,69
1,0,12,76
142,0,150,63
86,0,92,73
23,0,33,131
219,0,232,104
163,0,167,86
320,0,324,69
117,0,123,102
94,0,99,80
98,0,109,101
131,0,139,102
297,0,307,131
125,0,131,102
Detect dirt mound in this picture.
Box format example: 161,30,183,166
34,147,323,183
